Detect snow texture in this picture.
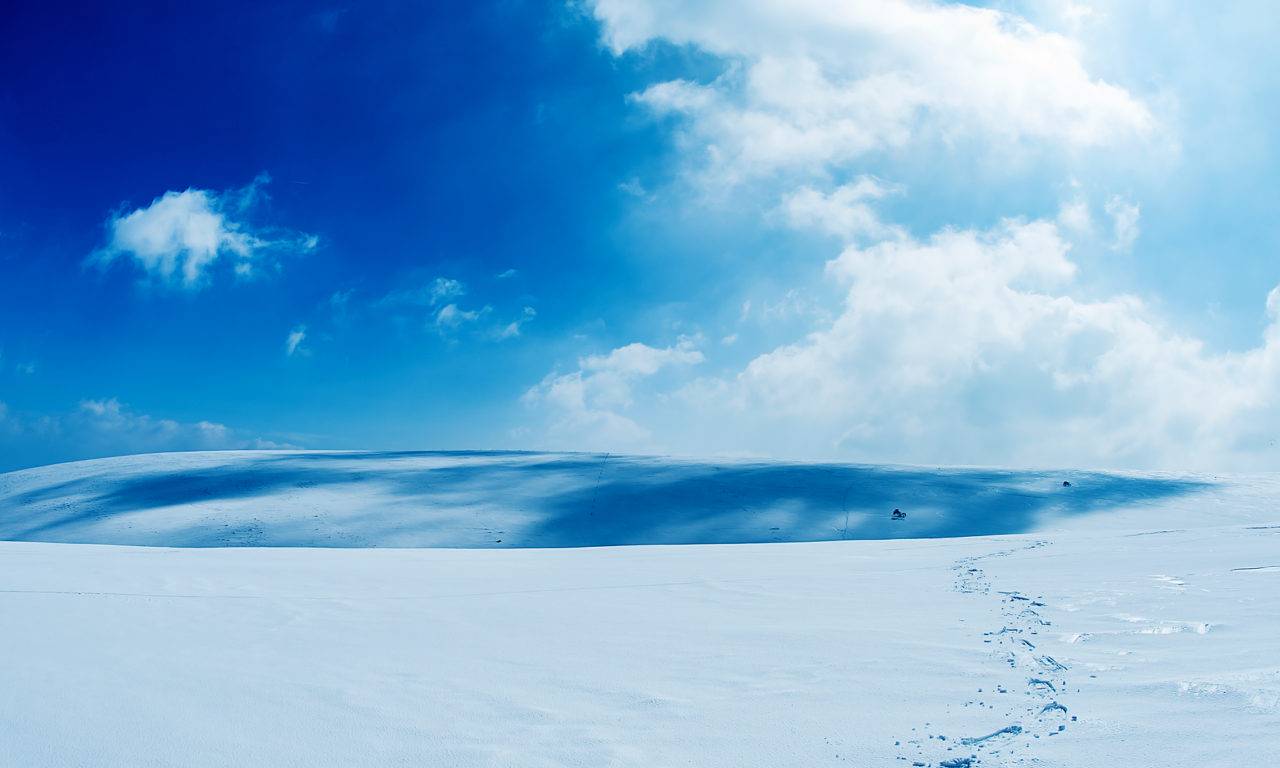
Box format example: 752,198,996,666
1,450,1278,766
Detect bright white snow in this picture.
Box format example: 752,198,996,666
1,451,1277,766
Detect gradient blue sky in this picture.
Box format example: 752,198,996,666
2,1,1279,472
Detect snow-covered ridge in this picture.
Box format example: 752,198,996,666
0,449,1234,547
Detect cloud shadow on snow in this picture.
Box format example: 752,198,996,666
0,451,1212,547
524,460,1210,546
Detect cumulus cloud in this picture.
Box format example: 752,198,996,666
591,0,1153,182
523,339,704,448
90,173,317,289
781,177,902,241
512,0,1280,470
677,214,1280,469
522,169,1276,467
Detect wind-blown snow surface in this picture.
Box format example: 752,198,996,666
1,451,1278,766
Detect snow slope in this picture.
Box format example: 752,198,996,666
0,450,1240,547
1,451,1278,767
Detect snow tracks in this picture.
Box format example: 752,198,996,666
897,541,1075,767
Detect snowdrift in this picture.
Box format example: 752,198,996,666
0,450,1218,547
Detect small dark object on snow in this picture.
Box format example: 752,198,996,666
1062,480,1071,487
891,508,907,520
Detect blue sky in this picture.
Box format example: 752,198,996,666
2,1,1279,472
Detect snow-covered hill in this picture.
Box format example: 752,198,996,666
0,449,1248,547
1,451,1278,767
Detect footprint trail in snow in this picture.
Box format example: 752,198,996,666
896,540,1075,766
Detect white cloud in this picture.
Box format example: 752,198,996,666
581,340,704,378
74,399,232,447
381,277,473,311
378,276,467,308
330,289,354,309
429,277,466,304
1057,198,1094,235
434,303,492,332
379,276,537,340
523,338,704,448
755,287,831,325
1058,1,1099,25
592,0,1153,182
376,276,493,335
523,0,1280,470
1105,195,1141,252
617,177,654,201
0,349,38,376
328,289,355,325
285,325,309,357
90,173,317,289
676,214,1280,469
496,306,538,340
781,177,902,241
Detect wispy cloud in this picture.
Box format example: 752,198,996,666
285,325,309,357
495,307,537,339
0,398,294,471
378,275,538,340
1105,195,1141,252
377,276,467,309
434,302,488,330
0,348,37,376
